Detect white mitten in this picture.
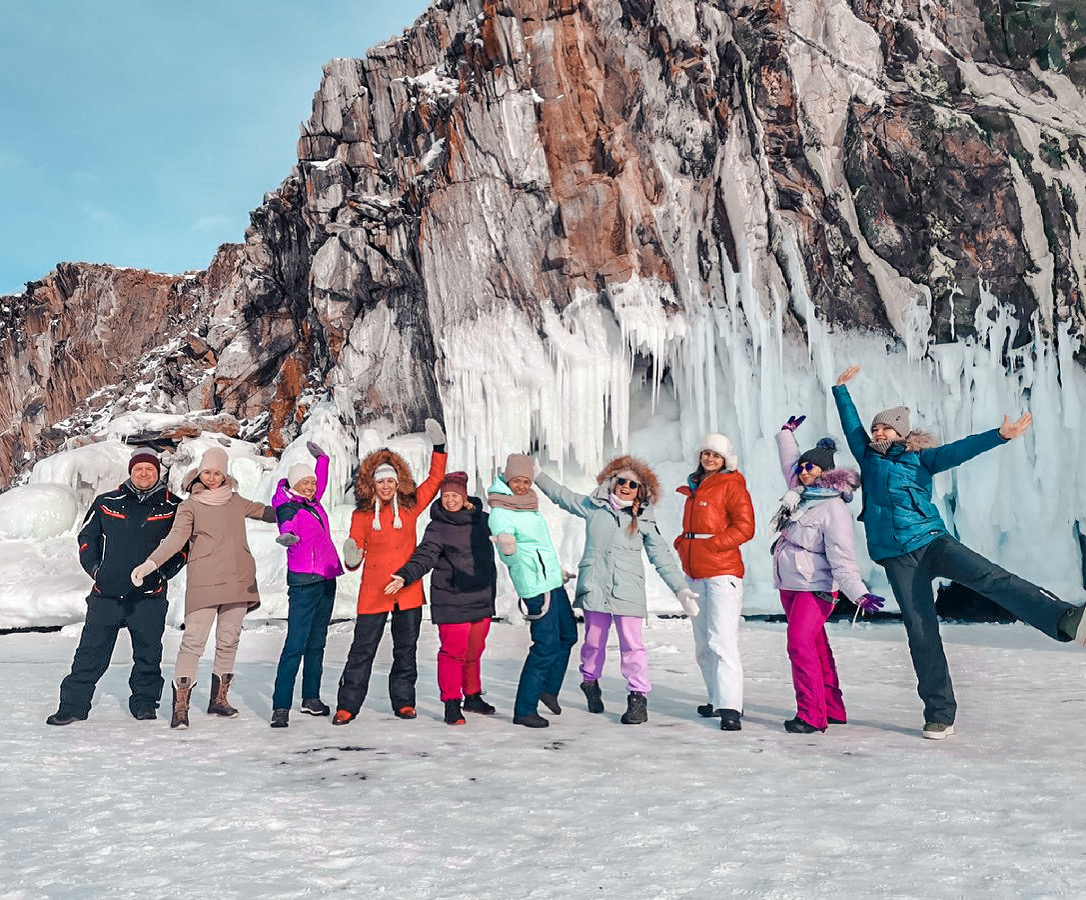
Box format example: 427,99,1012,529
424,418,446,447
676,588,700,617
495,533,516,556
341,538,363,569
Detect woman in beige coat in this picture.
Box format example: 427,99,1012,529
131,446,275,728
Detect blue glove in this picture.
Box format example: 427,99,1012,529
857,593,885,613
781,415,806,432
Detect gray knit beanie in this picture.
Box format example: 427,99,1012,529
871,406,910,437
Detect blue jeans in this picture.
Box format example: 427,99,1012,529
514,587,577,717
272,578,336,709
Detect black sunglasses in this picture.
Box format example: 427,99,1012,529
615,477,640,490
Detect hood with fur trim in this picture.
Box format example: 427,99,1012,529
816,467,860,497
596,455,662,506
355,449,419,511
900,430,939,451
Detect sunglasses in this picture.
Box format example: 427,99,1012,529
796,462,820,473
615,477,640,490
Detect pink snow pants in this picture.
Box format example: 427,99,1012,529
436,619,491,701
579,611,650,693
779,590,846,729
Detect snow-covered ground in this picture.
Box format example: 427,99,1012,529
4,615,1083,898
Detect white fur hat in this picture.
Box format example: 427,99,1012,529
698,433,738,472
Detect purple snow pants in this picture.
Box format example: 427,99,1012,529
779,590,846,729
579,610,650,693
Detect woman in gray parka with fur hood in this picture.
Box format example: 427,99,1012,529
535,455,698,725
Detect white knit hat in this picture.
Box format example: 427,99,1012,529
371,462,402,530
287,463,315,489
698,433,738,472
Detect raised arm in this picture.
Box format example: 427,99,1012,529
416,449,448,509
314,451,330,502
776,429,801,488
831,382,869,463
535,472,589,518
148,505,195,569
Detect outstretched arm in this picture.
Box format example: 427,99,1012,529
832,367,869,463
535,473,589,519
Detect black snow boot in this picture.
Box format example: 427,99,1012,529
46,711,86,726
207,673,239,718
580,680,604,714
270,709,289,728
539,692,562,715
444,699,466,726
462,692,496,715
620,691,648,725
719,708,742,731
171,677,195,729
784,716,825,734
512,713,549,728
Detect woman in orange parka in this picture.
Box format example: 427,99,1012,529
332,420,447,724
674,433,755,731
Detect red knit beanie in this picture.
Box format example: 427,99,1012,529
441,471,469,500
128,447,161,475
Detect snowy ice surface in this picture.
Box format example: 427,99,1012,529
4,618,1084,897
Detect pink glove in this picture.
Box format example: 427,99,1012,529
781,415,806,432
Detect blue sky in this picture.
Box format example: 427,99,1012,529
0,1,431,295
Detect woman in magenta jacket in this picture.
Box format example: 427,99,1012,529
269,441,344,727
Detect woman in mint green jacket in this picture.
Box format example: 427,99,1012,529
488,454,576,729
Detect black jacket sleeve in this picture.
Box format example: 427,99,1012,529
396,526,445,586
77,504,104,579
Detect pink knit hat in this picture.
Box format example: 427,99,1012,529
199,447,229,476
503,454,534,483
441,471,469,500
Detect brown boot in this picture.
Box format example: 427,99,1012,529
207,673,239,718
171,677,195,729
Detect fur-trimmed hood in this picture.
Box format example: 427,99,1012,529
816,467,860,496
878,430,939,452
355,449,419,511
596,455,662,505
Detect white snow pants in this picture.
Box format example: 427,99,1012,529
686,574,744,712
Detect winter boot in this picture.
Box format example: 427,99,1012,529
539,692,562,715
719,708,742,731
620,691,648,725
207,673,239,718
697,703,716,718
444,699,466,726
463,692,496,715
332,709,354,725
46,711,86,726
270,709,289,728
394,706,417,720
784,716,825,734
580,680,604,714
512,712,549,728
171,677,195,729
131,705,157,721
300,697,330,716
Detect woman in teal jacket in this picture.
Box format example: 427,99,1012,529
488,453,577,729
536,455,698,726
834,365,1084,740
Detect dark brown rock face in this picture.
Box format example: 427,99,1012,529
2,0,1084,484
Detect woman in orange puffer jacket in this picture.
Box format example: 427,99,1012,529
333,420,447,724
674,433,755,732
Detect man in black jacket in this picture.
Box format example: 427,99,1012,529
47,448,188,725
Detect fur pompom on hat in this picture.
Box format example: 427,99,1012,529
798,437,836,472
355,449,419,531
128,447,161,475
199,447,229,476
871,406,911,437
698,433,738,472
288,463,315,489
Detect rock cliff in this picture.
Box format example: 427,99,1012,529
2,0,1084,484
